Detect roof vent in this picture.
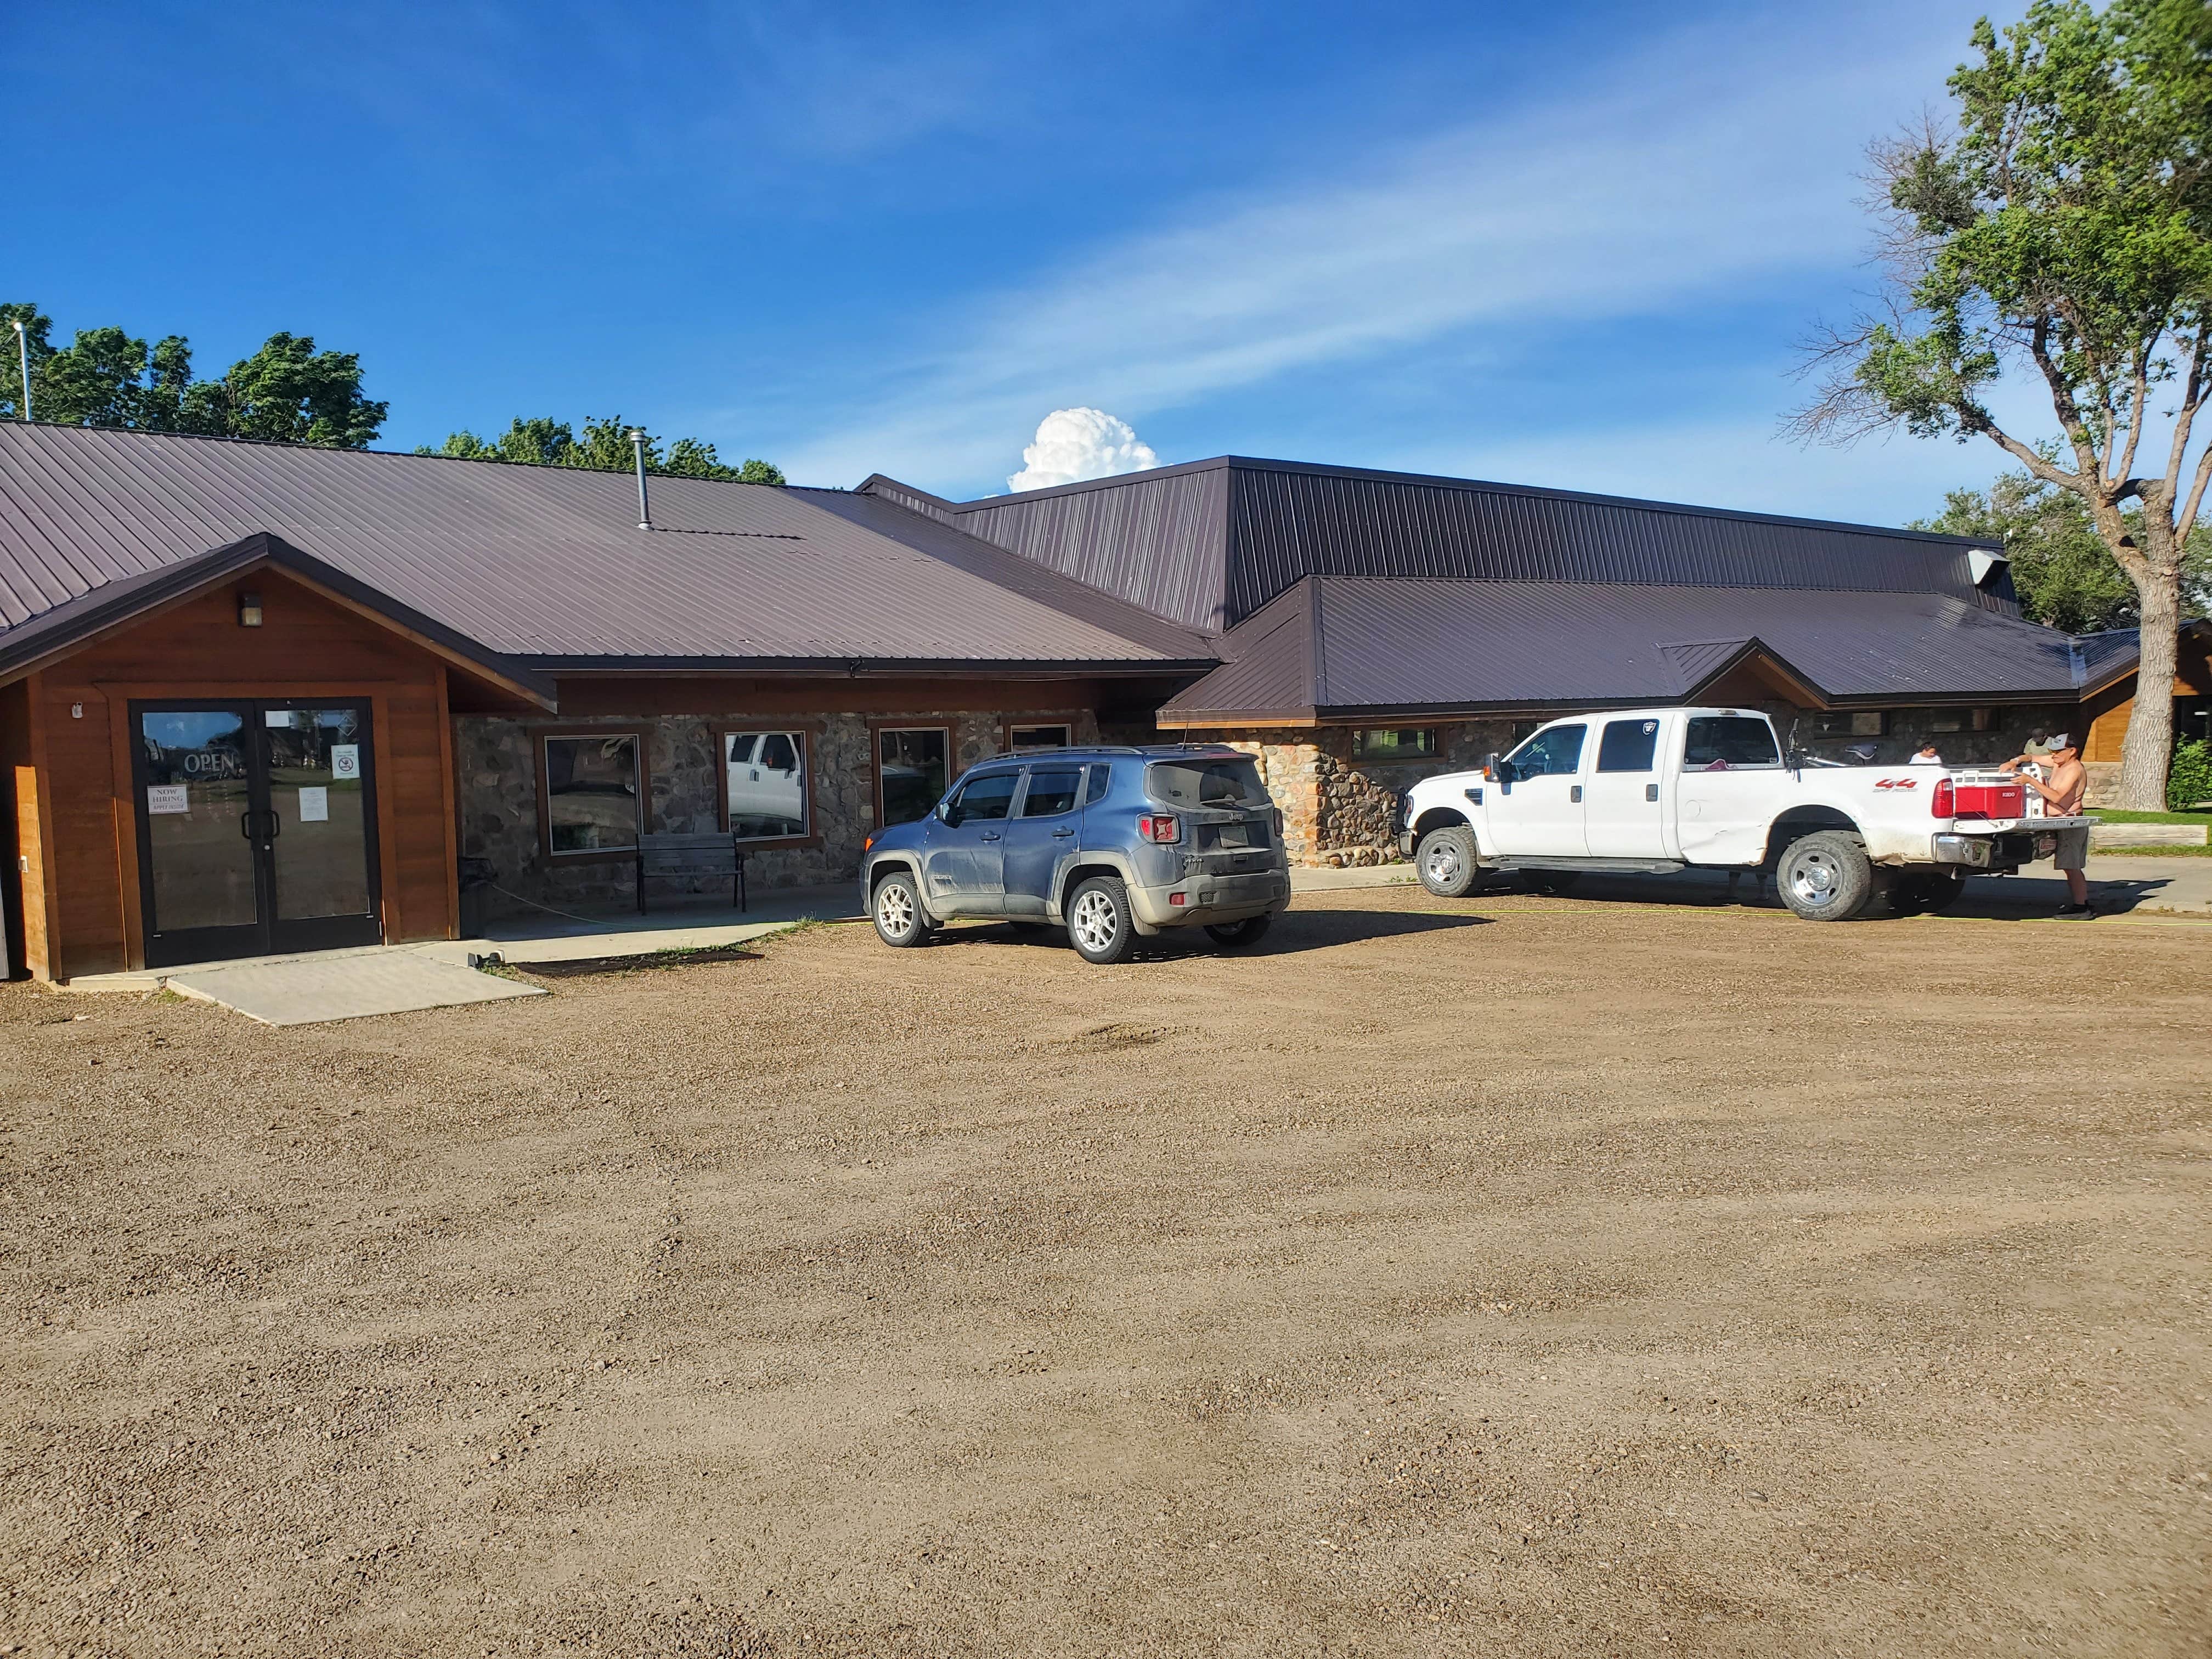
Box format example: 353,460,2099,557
1968,547,2007,586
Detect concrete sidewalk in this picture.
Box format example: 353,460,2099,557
423,882,863,967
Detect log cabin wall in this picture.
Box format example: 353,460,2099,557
18,571,461,980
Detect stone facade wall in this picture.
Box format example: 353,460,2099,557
457,707,1097,918
1220,703,2085,867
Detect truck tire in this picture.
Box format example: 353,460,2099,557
1778,831,1874,921
1415,825,1481,898
1066,874,1138,964
871,870,932,947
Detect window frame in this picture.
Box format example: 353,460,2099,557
1505,721,1588,780
714,723,822,850
1594,717,1661,774
941,767,1022,827
1350,727,1438,762
536,726,650,862
869,720,955,828
1001,717,1075,752
1680,715,1784,771
1015,762,1086,820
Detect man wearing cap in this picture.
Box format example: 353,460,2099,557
2000,733,2093,915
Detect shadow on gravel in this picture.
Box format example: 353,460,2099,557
927,906,1489,960
1528,867,2182,922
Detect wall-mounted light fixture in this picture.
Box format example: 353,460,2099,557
238,591,263,628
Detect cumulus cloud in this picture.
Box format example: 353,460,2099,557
1007,408,1161,492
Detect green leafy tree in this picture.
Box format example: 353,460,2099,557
2,302,385,447
1913,467,2212,630
419,414,783,483
1793,0,2212,808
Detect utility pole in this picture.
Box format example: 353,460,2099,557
11,319,30,423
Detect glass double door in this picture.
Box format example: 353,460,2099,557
131,701,382,968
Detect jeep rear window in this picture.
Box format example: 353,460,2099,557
1145,757,1269,810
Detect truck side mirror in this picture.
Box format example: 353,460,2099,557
1487,753,1511,786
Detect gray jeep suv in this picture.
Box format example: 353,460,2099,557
859,745,1291,964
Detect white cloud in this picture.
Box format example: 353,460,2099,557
759,7,1994,492
1007,408,1161,492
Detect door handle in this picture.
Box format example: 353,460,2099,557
1053,826,1075,838
1645,783,1658,802
980,831,1002,842
1570,785,1583,803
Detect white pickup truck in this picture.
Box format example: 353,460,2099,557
1397,706,2093,921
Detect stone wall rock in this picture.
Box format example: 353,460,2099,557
458,707,1097,919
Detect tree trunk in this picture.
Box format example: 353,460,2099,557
2115,572,2181,810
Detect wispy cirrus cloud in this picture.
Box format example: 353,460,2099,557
750,6,1996,503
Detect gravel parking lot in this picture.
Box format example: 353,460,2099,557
3,885,2208,1657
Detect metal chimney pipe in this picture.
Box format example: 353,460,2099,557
629,427,652,529
12,320,31,424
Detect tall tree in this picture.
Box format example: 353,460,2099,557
1,302,386,447
1913,467,2212,631
420,415,783,483
1793,0,2212,808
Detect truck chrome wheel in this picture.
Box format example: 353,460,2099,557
1777,831,1874,922
1414,825,1480,898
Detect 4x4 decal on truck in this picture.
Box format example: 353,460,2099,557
1872,777,1921,790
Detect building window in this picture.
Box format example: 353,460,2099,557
723,730,810,842
1351,727,1437,760
1811,710,1886,737
876,726,950,826
1007,722,1071,750
543,733,642,855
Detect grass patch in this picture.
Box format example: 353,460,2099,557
2095,843,2212,857
2094,808,2212,824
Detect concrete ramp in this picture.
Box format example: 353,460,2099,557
166,952,544,1026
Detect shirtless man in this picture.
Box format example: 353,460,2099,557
2001,733,2093,915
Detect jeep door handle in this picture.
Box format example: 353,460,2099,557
980,831,1002,842
1052,827,1075,838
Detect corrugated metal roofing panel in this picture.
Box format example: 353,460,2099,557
939,455,2012,633
1163,577,2091,721
0,426,1214,669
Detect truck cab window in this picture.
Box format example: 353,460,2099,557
1683,716,1780,769
1596,719,1660,772
1506,724,1586,778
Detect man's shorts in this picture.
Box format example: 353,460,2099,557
2052,826,2091,871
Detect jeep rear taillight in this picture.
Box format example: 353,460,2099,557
1932,777,1955,818
1137,812,1181,844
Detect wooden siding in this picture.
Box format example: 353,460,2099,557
22,570,457,979
2083,635,2211,764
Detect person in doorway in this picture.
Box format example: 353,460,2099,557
1908,740,1945,766
2000,733,2094,915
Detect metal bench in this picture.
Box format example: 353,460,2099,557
634,832,747,914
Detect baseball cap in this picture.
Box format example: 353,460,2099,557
2046,732,2072,750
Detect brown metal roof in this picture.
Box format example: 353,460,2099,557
873,456,2019,634
1160,576,2109,725
0,425,1215,676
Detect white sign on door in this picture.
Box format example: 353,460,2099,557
146,785,188,815
297,786,330,823
330,744,360,782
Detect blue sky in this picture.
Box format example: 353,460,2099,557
10,1,2043,518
